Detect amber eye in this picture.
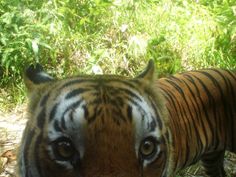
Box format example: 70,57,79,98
53,138,76,160
139,137,158,159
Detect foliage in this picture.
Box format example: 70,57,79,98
0,0,236,107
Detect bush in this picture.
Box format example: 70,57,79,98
0,0,236,107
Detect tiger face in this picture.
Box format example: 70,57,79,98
18,61,171,177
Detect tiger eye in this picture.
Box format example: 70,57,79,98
139,137,157,159
55,140,75,160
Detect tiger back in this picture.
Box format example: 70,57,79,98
18,60,236,177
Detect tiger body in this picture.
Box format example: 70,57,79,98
159,69,236,176
18,61,236,177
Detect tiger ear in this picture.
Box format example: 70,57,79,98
136,59,155,83
24,63,54,92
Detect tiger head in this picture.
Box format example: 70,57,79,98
18,60,172,177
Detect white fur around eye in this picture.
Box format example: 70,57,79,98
47,93,87,163
139,136,161,167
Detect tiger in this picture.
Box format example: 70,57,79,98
18,60,236,177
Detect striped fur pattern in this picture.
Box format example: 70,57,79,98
18,61,236,177
159,69,236,176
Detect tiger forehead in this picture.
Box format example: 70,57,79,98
57,76,140,91
52,77,144,104
62,78,141,124
41,77,147,125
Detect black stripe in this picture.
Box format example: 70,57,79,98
49,103,59,121
210,69,236,150
61,115,67,130
37,108,46,129
224,70,236,81
54,120,62,132
112,106,127,124
104,86,143,102
69,109,74,122
61,100,83,130
191,74,217,144
170,76,203,166
149,98,163,130
127,105,133,121
107,79,137,89
40,93,50,107
59,78,137,91
83,105,89,119
115,96,125,106
182,74,204,158
65,88,88,99
23,127,35,177
184,74,212,147
60,79,87,89
196,71,229,149
165,79,196,144
150,116,157,131
127,98,143,110
176,78,202,162
87,106,99,124
34,133,44,177
161,87,184,169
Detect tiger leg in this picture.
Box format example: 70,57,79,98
201,150,226,177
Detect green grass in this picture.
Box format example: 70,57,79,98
0,0,236,108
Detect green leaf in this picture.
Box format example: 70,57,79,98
39,41,52,50
32,39,39,56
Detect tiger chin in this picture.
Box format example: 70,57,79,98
18,60,236,177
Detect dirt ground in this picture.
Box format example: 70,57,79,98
0,105,235,177
0,104,27,177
